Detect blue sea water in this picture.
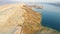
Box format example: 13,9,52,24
34,3,60,31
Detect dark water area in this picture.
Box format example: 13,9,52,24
34,3,60,31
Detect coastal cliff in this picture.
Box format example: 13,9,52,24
0,4,41,34
0,3,60,34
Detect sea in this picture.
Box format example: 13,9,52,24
33,2,60,31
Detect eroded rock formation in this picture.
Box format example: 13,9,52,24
0,4,41,34
0,3,60,34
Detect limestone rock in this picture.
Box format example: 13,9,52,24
0,4,41,34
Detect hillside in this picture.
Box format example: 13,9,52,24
0,4,41,34
0,3,60,34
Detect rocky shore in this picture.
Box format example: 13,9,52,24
0,3,60,34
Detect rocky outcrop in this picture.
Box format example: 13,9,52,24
0,4,41,34
0,3,60,34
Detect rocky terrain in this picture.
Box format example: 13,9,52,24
0,4,41,34
0,3,60,34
